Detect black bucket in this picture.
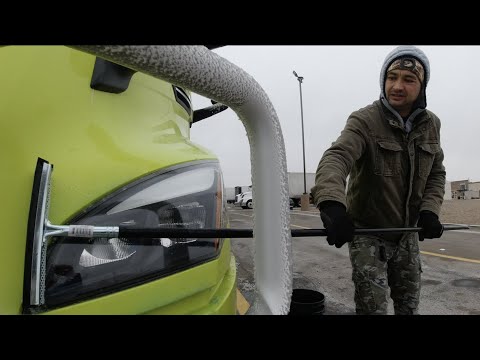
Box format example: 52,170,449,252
289,289,325,315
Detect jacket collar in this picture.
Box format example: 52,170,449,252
379,97,429,132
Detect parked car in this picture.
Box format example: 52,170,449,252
1,46,236,315
235,191,294,210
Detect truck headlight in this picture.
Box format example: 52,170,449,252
43,161,225,308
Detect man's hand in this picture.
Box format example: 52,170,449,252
319,201,354,248
417,210,444,241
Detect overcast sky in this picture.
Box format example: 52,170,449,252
190,46,480,188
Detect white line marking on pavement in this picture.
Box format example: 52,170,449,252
291,224,310,229
290,212,319,218
447,230,480,235
421,251,480,264
229,212,253,218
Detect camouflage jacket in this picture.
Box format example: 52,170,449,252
312,100,445,241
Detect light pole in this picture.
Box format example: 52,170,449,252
293,70,309,211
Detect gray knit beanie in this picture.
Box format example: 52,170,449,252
380,45,430,94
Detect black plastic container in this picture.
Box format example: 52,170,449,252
289,288,325,315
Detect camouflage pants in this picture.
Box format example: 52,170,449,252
347,233,422,315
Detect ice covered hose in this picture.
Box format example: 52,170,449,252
69,46,293,315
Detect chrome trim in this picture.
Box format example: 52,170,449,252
173,86,192,115
44,222,119,238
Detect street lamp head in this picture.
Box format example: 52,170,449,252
293,70,304,83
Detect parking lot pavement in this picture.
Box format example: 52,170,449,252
228,204,356,315
228,204,480,315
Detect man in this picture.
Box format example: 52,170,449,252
311,46,445,315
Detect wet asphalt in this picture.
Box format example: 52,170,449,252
228,204,480,315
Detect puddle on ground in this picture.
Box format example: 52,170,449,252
451,278,480,288
422,279,442,286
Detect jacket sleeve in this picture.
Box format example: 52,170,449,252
311,114,367,208
420,117,446,216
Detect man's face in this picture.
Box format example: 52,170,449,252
385,69,422,116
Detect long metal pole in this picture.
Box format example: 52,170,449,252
45,224,470,241
298,79,307,194
118,224,468,238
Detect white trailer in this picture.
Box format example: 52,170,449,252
288,172,316,207
225,187,236,203
235,185,251,196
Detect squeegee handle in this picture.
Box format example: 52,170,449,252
118,224,469,239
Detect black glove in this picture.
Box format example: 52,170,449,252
417,210,444,241
319,201,354,248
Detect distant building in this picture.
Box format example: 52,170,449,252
467,181,480,199
450,179,480,199
451,179,469,199
468,181,480,193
